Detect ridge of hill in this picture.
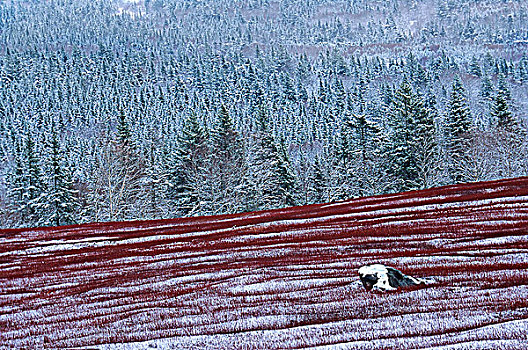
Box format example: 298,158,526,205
1,177,528,349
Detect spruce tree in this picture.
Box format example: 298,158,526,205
170,111,208,216
489,75,526,179
42,124,79,226
492,75,519,132
207,104,246,214
24,133,48,226
5,141,25,226
84,110,146,222
115,108,146,220
348,112,386,196
480,74,494,116
331,114,354,200
280,72,296,102
445,75,473,183
307,156,328,204
386,81,418,192
386,80,438,192
497,74,512,102
248,106,297,210
143,139,164,219
276,135,297,207
412,88,440,189
333,78,347,116
117,107,132,148
469,56,481,77
350,113,381,163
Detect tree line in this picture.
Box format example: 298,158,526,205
0,0,527,228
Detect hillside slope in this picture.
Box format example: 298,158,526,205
1,178,528,349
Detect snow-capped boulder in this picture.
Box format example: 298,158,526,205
358,264,425,291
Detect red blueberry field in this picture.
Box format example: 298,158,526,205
1,177,528,349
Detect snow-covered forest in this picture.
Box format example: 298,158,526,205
1,0,527,228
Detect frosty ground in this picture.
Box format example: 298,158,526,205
1,177,527,349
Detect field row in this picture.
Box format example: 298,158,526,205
1,178,527,349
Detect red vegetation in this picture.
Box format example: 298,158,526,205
1,178,528,349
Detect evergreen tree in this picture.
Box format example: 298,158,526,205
114,109,146,220
5,141,25,226
485,76,526,180
497,74,512,102
21,133,47,227
307,156,328,204
348,113,387,196
469,56,481,77
42,124,79,226
142,139,165,219
277,135,298,206
386,81,438,192
350,113,381,163
117,107,133,148
207,105,246,214
333,78,347,116
445,76,473,183
480,74,494,114
170,111,208,216
386,81,418,192
280,72,296,102
412,88,441,190
331,114,355,200
84,111,146,222
248,106,297,210
492,77,518,132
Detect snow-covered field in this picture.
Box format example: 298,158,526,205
1,178,528,349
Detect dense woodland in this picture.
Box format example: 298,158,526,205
1,0,527,228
